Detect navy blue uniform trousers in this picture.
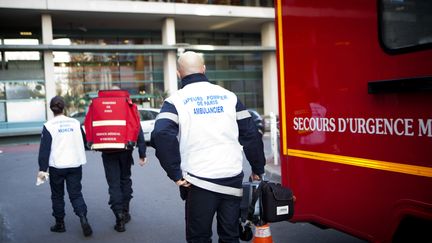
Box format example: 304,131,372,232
49,166,87,218
185,185,241,243
102,150,133,213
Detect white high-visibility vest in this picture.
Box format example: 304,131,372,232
44,115,87,169
166,81,243,179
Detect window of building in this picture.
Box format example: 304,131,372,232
0,81,46,123
0,38,46,125
0,83,4,99
53,30,162,45
53,51,164,115
176,32,263,113
176,31,260,46
0,103,5,122
0,83,4,122
380,0,432,52
50,33,163,115
3,39,41,61
6,100,46,122
204,52,263,113
5,81,45,100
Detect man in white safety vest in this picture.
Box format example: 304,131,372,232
151,51,265,243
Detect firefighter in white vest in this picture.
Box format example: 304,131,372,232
151,51,265,243
37,96,93,237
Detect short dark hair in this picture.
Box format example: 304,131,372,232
50,96,65,115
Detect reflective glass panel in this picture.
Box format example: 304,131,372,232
0,103,5,122
203,52,263,113
5,81,45,100
0,83,4,99
53,51,164,115
6,100,46,122
381,0,432,50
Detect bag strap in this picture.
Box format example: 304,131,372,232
247,180,267,226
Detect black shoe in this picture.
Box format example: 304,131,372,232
124,212,131,224
114,212,126,232
50,219,66,233
79,215,93,237
123,203,131,224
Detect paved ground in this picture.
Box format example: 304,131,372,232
0,134,365,243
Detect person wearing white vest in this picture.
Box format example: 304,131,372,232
151,51,265,243
37,96,92,237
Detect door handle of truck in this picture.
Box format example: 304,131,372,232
368,76,432,94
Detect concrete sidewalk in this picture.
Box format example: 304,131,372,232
262,133,281,183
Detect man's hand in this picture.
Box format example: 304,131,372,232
36,171,49,186
175,178,191,187
250,172,262,181
138,157,148,166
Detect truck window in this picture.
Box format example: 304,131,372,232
380,0,432,52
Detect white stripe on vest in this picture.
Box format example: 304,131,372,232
185,174,243,197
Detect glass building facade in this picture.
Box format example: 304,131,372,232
51,31,165,115
0,0,276,136
0,37,46,133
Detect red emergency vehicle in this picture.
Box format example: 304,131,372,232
275,0,432,242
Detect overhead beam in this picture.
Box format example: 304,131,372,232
0,44,275,52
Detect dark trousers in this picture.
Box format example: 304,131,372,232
49,166,87,219
185,185,241,243
102,150,133,213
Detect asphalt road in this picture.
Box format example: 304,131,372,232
0,137,366,243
